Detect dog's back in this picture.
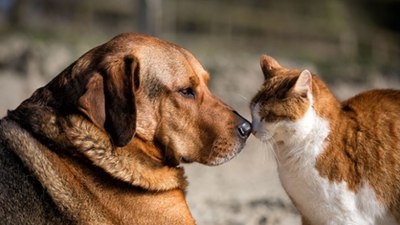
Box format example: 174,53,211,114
0,139,74,225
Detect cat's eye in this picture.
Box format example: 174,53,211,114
261,111,278,122
178,88,196,99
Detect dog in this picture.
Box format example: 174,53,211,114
0,33,252,224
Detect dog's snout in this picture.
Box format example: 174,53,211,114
233,111,252,139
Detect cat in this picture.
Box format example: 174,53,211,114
250,54,400,225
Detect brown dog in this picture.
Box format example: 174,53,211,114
0,33,252,224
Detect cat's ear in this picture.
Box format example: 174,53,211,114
293,70,312,96
260,55,281,80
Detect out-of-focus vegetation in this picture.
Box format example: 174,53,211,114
0,0,399,83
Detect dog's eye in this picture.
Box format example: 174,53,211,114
178,88,196,99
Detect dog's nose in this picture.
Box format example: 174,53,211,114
238,121,252,138
233,111,252,139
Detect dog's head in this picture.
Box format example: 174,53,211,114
133,39,252,166
11,33,251,167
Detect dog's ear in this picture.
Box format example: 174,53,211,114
78,56,139,147
78,73,106,132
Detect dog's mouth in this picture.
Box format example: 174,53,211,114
177,138,246,166
155,125,249,166
202,138,246,166
181,156,193,164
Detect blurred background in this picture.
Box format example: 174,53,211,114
0,0,399,224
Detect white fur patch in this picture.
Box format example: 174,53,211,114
251,101,397,224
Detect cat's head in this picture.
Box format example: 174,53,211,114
250,55,316,143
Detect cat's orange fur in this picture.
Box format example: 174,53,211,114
251,55,400,225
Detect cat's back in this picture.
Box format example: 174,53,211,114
329,89,400,223
342,89,400,121
340,89,400,149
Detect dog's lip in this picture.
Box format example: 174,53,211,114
181,156,193,164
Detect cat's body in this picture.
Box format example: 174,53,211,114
251,55,400,225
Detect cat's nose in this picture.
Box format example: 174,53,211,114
233,111,252,139
251,121,258,135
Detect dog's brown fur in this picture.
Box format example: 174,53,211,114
0,33,251,224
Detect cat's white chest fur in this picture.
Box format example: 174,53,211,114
252,103,397,225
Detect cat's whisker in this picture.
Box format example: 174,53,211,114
270,139,281,166
237,94,248,101
258,141,270,161
257,139,267,151
262,138,281,166
285,143,314,169
285,148,303,167
262,142,274,161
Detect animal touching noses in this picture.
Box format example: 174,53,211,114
232,111,252,139
237,121,252,139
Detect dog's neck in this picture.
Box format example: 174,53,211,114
0,119,194,224
0,118,109,223
6,104,187,191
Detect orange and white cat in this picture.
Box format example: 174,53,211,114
251,55,400,225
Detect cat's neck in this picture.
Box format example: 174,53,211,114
274,104,330,170
311,77,342,120
274,78,340,168
310,78,359,144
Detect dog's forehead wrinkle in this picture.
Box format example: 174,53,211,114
134,44,206,91
169,46,208,86
189,75,200,87
141,76,165,102
188,63,208,86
